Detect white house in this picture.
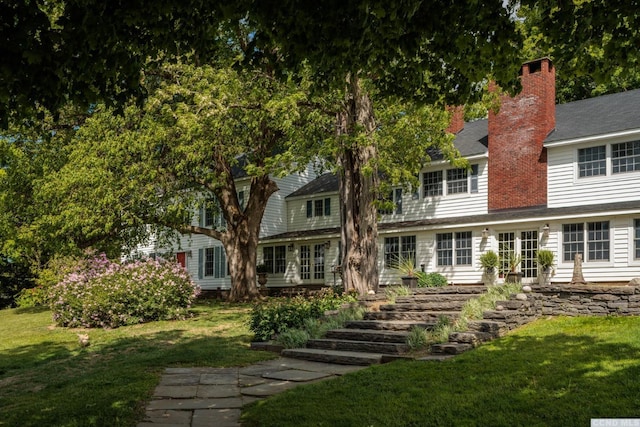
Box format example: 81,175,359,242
145,58,640,291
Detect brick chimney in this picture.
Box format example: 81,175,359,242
488,58,555,211
446,105,464,134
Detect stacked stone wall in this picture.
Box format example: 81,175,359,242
527,284,640,316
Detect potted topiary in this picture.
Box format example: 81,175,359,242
536,249,554,286
479,250,499,285
395,256,418,289
256,263,269,287
504,250,523,283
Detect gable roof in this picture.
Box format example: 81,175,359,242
286,173,339,198
546,88,640,144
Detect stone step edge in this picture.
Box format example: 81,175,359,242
281,348,387,366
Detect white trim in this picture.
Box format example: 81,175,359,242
544,128,640,148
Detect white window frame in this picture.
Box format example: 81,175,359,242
423,164,479,198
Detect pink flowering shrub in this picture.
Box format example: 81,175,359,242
50,255,200,328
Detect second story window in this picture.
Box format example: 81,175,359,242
202,198,225,228
423,165,478,198
578,146,606,177
612,141,640,174
306,198,331,218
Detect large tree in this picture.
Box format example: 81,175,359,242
235,2,524,294
39,60,332,301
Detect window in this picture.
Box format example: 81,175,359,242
563,221,609,262
447,168,468,194
578,146,606,177
384,236,416,268
423,171,443,197
306,198,331,218
314,244,325,280
635,219,640,260
202,198,225,228
201,247,226,279
379,188,403,215
423,165,479,197
237,190,245,210
455,232,472,265
562,223,584,262
612,141,640,174
587,221,609,261
498,232,516,274
300,245,311,280
520,231,538,278
263,245,286,274
437,232,471,266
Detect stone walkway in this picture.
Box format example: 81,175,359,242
137,357,367,427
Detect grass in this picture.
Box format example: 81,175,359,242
0,301,276,427
242,315,640,426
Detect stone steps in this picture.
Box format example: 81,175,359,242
280,285,541,365
344,320,435,331
325,328,409,343
307,338,410,354
364,310,461,322
280,348,386,366
379,301,468,311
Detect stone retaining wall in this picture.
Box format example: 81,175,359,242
527,284,640,316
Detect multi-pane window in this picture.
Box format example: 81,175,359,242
384,236,416,268
498,232,516,274
587,221,610,261
237,191,245,210
520,231,538,278
423,165,478,197
423,171,443,197
562,223,584,262
306,198,331,218
263,245,286,274
300,245,311,280
635,219,640,260
612,140,640,174
455,232,472,265
447,169,468,194
436,232,471,267
379,189,403,215
314,244,325,280
203,198,225,228
275,246,286,273
578,146,606,177
204,247,226,278
563,222,610,262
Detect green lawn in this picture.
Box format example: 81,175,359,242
242,316,640,427
0,301,275,427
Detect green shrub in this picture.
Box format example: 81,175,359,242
50,255,200,328
418,272,448,287
384,285,411,303
249,288,357,342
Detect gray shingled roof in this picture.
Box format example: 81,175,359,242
284,89,640,198
286,173,339,198
546,88,640,143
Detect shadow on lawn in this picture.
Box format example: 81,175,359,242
241,321,640,427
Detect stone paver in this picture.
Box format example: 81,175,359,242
138,358,368,427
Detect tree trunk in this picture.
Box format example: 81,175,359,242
222,174,279,301
337,75,379,296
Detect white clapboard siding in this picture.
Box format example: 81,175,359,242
286,194,341,233
260,166,319,238
381,160,489,223
548,139,640,208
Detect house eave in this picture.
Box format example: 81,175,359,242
544,128,640,148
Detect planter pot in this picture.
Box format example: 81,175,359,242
506,272,523,283
401,276,418,289
538,267,552,286
483,268,497,286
